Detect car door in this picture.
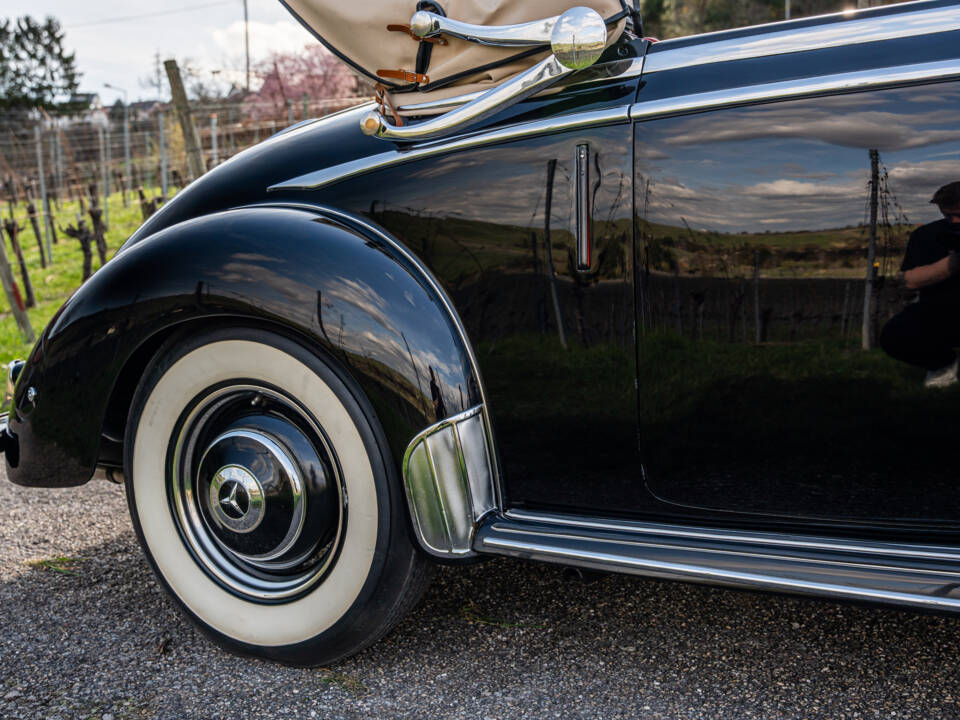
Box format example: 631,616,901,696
633,75,960,537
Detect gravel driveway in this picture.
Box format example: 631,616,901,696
2,467,960,719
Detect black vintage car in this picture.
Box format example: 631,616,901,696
3,0,960,666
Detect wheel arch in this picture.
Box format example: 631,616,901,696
6,205,488,500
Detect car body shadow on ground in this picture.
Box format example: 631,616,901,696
1,474,959,719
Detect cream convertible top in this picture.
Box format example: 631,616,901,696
281,1,631,110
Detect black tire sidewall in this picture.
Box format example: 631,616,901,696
124,325,421,666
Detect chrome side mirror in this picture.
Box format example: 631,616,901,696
550,6,607,70
361,7,608,141
410,5,607,66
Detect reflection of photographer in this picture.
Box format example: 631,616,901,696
880,182,960,387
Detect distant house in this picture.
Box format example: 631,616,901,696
128,100,165,122
63,92,107,125
67,93,102,111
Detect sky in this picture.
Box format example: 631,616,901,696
2,0,318,105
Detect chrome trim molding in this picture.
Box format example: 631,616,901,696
630,59,960,122
575,143,591,270
480,531,960,611
396,1,960,116
362,55,577,141
504,509,960,563
389,2,953,118
270,106,629,191
410,9,560,46
363,8,606,140
394,57,640,115
478,510,960,611
643,4,960,74
397,91,484,114
402,405,497,557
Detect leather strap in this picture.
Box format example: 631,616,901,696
375,83,404,126
376,68,430,84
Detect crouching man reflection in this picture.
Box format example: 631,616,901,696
880,181,960,388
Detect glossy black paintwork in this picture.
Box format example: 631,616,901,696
634,77,960,542
8,1,960,551
6,206,479,487
638,29,960,104
316,123,640,515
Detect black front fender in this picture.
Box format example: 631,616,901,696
5,205,482,487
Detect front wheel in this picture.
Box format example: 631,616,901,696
124,327,431,665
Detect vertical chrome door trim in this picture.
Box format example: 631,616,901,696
575,143,591,271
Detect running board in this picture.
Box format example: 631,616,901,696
475,510,960,612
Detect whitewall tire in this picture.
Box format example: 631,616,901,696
124,327,431,665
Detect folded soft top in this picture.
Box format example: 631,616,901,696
281,1,629,109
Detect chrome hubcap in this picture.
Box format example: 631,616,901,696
209,464,266,533
169,385,345,601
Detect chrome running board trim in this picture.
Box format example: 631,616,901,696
504,509,960,562
476,510,960,611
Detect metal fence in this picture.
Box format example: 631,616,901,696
0,94,369,222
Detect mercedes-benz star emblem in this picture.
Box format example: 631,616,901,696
208,465,265,534
219,480,249,518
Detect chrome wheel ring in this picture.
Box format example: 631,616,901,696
169,384,345,601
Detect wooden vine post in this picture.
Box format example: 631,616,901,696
3,218,35,308
26,196,47,268
0,237,34,343
164,59,206,181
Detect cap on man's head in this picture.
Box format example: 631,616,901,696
931,181,960,207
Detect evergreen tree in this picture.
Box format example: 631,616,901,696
0,15,80,110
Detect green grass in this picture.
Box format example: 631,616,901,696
0,188,174,364
24,555,85,575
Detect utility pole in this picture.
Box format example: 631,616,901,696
104,124,112,228
105,84,131,199
34,125,52,261
164,59,206,181
785,0,791,19
862,149,879,350
243,0,251,93
99,125,109,229
159,112,168,200
211,114,219,167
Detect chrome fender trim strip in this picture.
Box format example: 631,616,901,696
403,405,497,557
643,3,960,75
630,58,960,122
268,106,629,191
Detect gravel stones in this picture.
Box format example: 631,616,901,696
2,467,959,719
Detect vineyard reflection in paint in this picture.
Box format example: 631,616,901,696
635,81,960,528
